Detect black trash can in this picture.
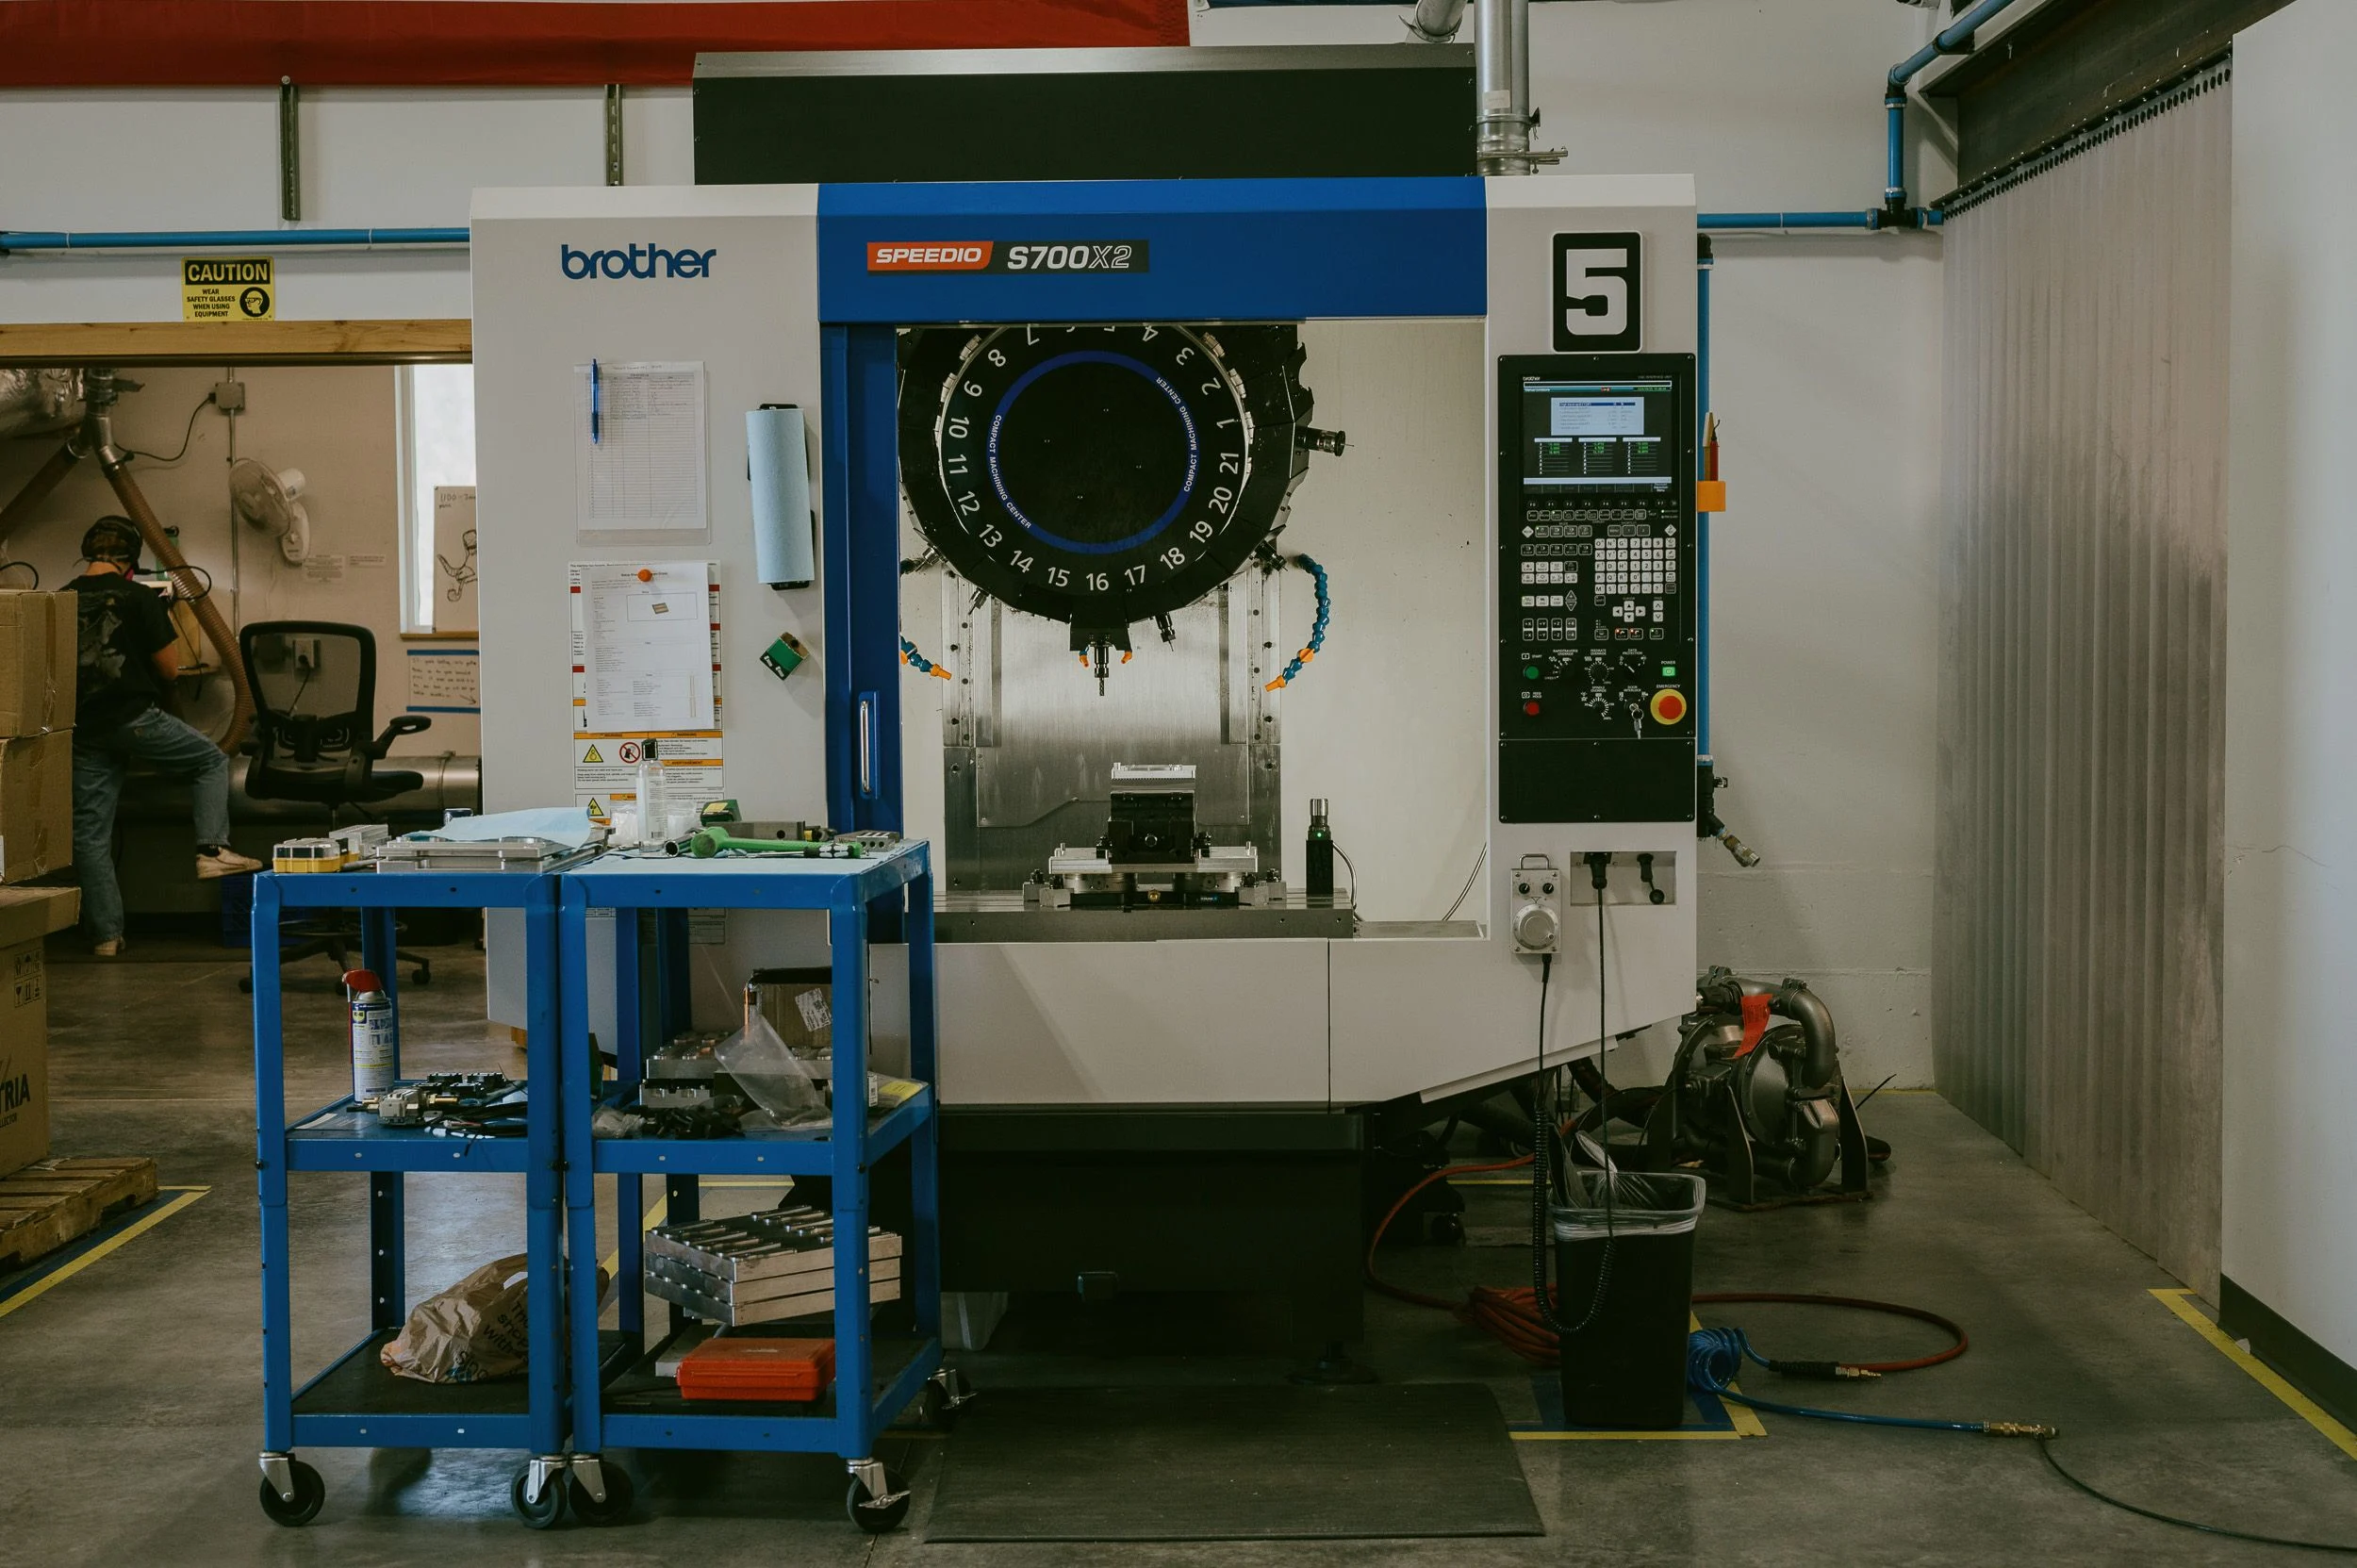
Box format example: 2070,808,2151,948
1554,1169,1706,1428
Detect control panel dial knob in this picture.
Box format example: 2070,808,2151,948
1513,902,1559,953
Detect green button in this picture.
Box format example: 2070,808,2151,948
1523,665,1541,680
1662,664,1678,677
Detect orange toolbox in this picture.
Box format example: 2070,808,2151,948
675,1336,836,1403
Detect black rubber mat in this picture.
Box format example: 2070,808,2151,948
926,1381,1543,1542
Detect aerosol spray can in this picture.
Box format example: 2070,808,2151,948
1306,798,1336,899
343,968,397,1102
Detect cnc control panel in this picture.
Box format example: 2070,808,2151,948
1497,355,1698,823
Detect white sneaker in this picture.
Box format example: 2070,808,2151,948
196,847,265,880
92,936,127,958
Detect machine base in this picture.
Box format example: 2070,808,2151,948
939,1108,1366,1356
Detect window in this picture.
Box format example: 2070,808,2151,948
396,364,476,632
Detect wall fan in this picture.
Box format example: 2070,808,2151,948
229,458,310,565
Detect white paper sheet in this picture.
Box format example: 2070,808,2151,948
572,562,717,734
574,361,707,533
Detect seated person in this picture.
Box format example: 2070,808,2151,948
67,517,261,956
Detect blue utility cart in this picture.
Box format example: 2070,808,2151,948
557,842,954,1534
250,866,571,1527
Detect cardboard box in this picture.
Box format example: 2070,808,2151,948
0,885,79,1179
0,731,72,884
0,590,76,738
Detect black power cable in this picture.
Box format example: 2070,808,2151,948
124,391,214,465
2036,1438,2357,1554
1529,855,1620,1340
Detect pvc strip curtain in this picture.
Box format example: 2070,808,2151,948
1935,72,2230,1294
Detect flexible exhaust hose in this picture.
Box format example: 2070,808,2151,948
100,453,253,753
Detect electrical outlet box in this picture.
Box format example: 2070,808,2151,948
290,635,321,673
211,379,246,414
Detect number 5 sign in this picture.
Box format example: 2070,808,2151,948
1553,232,1642,352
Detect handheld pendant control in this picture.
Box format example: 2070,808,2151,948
1510,854,1561,955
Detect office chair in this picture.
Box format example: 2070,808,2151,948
238,620,435,991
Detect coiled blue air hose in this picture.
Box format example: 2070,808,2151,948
1687,1327,2047,1436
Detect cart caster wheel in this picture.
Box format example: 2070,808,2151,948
257,1461,324,1527
569,1461,635,1526
847,1470,911,1533
410,965,432,987
238,973,254,995
1428,1211,1466,1246
511,1467,568,1529
915,1386,962,1433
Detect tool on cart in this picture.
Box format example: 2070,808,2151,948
368,1072,525,1133
645,1207,903,1328
344,968,397,1102
675,1336,837,1402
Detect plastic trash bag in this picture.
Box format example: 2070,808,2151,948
716,1004,829,1125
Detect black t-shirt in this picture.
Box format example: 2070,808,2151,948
66,573,178,738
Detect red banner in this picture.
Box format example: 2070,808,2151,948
0,1,1189,87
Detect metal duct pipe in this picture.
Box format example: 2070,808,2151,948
0,369,84,441
1473,0,1533,174
1405,0,1467,44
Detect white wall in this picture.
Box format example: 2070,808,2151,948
0,365,475,753
0,0,1952,1081
2223,0,2357,1370
1198,0,1949,1088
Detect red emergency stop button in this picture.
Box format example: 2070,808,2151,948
1649,688,1688,725
1523,700,1542,717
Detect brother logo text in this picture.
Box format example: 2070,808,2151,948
560,243,717,280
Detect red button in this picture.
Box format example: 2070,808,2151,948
1649,689,1688,724
1523,701,1542,717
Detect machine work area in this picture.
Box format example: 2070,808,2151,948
5,0,2357,1560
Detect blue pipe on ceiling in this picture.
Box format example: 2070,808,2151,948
0,4,2020,257
0,226,469,253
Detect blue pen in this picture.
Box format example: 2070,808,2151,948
590,357,602,444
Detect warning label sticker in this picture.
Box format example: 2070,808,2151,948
182,256,274,322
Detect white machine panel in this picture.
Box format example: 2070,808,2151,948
939,940,1329,1106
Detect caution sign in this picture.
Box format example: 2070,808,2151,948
181,256,274,322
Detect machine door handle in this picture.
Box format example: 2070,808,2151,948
857,690,878,800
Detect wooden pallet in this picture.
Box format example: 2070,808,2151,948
0,1159,160,1272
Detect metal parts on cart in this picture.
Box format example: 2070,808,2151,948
644,1206,905,1328
369,1072,527,1135
1640,969,1871,1207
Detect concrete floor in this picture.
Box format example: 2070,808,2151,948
6,936,2356,1566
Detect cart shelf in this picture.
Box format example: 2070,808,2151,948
291,1329,538,1449
588,1087,934,1177
287,1101,536,1173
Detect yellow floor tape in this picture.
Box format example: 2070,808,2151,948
0,1186,209,1322
2151,1287,2357,1463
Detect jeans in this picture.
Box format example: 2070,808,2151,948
73,707,233,942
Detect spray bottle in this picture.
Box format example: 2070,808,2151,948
635,739,670,847
343,968,397,1103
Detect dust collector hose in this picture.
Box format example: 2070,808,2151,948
102,454,252,752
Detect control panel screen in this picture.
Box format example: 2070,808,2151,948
1497,355,1697,823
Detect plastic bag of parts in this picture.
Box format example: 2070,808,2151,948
380,1253,609,1383
715,1006,829,1125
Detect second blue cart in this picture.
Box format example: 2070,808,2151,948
557,842,954,1532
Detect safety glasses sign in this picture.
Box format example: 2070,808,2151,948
1553,233,1640,352
181,256,274,322
865,240,1149,273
